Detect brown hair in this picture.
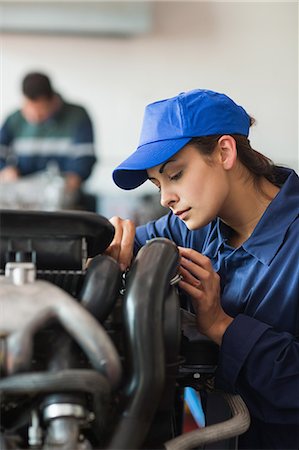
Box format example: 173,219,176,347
22,72,54,100
189,119,282,187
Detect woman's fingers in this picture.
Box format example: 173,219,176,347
105,216,135,271
179,248,214,290
178,278,204,305
105,216,124,260
179,265,202,289
179,247,213,270
118,219,136,271
180,256,206,283
178,247,220,307
178,246,231,344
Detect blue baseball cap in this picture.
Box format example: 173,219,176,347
113,89,250,190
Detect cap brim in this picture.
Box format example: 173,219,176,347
113,137,192,190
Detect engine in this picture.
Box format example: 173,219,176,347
0,209,249,450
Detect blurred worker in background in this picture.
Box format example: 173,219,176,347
0,72,96,210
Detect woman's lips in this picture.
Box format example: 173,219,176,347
174,208,191,220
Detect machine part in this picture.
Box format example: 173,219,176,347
43,417,81,450
28,410,43,447
5,262,36,285
0,209,115,267
0,168,66,211
43,404,86,422
0,276,121,386
184,387,205,428
79,254,122,323
163,288,181,366
0,369,110,397
108,238,180,450
0,216,251,450
170,273,183,285
164,392,250,450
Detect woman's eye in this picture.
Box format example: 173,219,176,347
170,171,183,181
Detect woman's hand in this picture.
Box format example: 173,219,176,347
105,216,136,272
178,247,233,345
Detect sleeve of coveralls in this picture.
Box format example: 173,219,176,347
216,314,299,424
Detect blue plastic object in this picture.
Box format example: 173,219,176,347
184,386,206,428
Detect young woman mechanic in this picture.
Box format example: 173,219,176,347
109,89,299,449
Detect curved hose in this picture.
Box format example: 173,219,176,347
1,279,122,387
164,392,250,450
108,238,180,450
0,369,110,397
79,254,121,323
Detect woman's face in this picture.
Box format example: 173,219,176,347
147,144,230,230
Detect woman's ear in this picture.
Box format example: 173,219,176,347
217,135,237,170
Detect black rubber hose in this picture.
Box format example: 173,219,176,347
0,369,110,397
79,254,122,323
108,238,180,450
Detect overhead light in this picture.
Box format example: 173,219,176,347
0,1,153,37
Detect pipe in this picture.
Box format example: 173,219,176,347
79,254,121,323
0,369,110,397
0,277,122,387
164,392,250,450
108,238,180,450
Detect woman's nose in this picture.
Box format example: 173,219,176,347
160,187,178,209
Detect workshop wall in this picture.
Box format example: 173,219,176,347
1,1,298,217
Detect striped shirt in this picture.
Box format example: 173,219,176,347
0,99,96,180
